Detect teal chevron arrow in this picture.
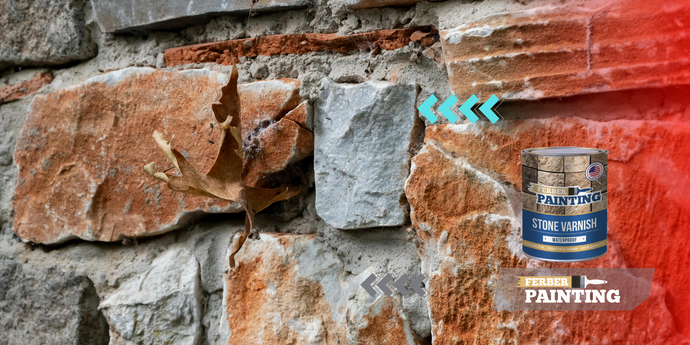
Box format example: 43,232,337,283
418,94,438,123
437,94,459,123
478,94,501,124
459,94,480,123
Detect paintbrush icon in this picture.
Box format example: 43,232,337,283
567,187,592,195
571,276,607,288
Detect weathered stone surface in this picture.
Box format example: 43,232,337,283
92,0,311,33
314,79,417,229
0,260,109,345
99,247,202,345
0,0,96,69
0,100,29,232
225,233,423,344
13,68,312,244
441,0,690,100
0,72,53,104
242,101,314,187
164,26,438,67
416,114,690,342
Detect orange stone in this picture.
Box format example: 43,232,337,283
242,101,314,187
13,68,312,244
164,27,438,67
441,0,690,100
0,72,53,104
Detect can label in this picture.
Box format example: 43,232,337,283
522,148,608,261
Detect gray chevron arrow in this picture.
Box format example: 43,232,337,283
377,274,394,296
361,273,378,297
411,274,427,297
393,274,411,296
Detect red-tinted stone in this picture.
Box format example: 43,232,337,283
407,115,690,343
164,27,438,67
13,68,312,244
0,72,53,104
441,0,690,100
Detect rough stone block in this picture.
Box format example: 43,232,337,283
0,0,96,69
0,72,53,104
0,100,30,231
405,140,513,225
404,137,518,345
242,101,314,187
0,260,109,345
13,68,312,244
225,233,423,344
99,247,202,345
314,79,417,229
91,0,312,32
440,0,690,100
164,27,438,67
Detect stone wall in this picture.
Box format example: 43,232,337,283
1,0,690,344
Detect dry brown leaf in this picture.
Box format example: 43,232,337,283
145,64,301,268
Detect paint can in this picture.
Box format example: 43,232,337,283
521,147,608,262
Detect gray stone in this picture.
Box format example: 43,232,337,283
91,0,312,33
0,0,96,69
0,99,29,233
318,223,431,338
99,247,203,345
314,78,417,230
201,291,227,345
0,260,109,345
0,217,246,345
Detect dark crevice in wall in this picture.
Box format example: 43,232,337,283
77,277,110,345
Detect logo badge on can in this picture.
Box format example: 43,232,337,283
586,162,604,181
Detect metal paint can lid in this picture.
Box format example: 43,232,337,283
522,147,608,156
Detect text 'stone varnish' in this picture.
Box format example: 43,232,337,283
522,147,608,262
